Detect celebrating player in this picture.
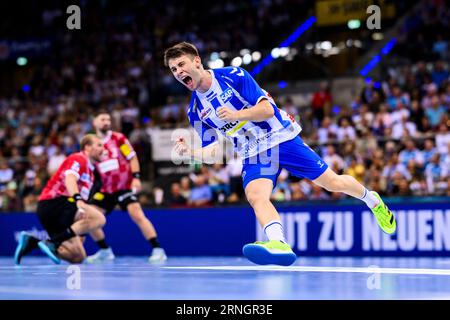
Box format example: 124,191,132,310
86,110,167,263
166,42,396,266
14,134,106,264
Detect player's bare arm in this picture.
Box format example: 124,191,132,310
217,99,274,122
129,155,142,192
174,137,219,164
65,173,86,211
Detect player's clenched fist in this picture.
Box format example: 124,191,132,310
174,137,190,156
217,107,238,121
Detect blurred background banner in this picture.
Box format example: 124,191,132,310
2,200,449,256
316,0,396,27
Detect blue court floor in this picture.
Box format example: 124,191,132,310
1,256,450,299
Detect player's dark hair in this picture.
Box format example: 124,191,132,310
164,42,199,67
80,134,98,150
94,109,109,118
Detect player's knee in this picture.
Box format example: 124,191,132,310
97,213,106,227
90,211,106,228
67,252,86,264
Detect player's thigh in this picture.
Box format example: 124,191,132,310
311,167,338,189
74,203,105,223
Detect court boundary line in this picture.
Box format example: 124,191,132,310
163,265,450,276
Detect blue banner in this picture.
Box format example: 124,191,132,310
1,201,449,257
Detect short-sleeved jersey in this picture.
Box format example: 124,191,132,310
187,67,301,159
96,131,136,193
39,152,95,201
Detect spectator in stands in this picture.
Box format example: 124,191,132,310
382,153,412,183
0,159,13,193
422,139,437,165
311,82,332,125
0,181,22,211
425,95,447,127
208,163,230,203
180,176,192,200
425,154,448,195
47,146,66,176
392,115,418,139
399,139,425,168
372,104,393,136
345,156,365,184
431,61,449,87
336,118,356,142
317,116,338,145
188,174,212,207
166,182,187,207
352,104,374,133
22,176,44,212
323,145,345,173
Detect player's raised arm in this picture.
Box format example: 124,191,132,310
217,99,274,122
174,136,219,164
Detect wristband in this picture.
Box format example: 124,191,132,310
73,193,83,202
132,172,141,179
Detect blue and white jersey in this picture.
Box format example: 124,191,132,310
187,67,301,159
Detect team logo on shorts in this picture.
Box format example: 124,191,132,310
317,160,325,168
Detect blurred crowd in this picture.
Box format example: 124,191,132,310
0,0,449,211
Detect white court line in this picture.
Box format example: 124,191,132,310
163,265,450,276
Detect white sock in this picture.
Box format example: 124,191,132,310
263,220,286,243
359,188,379,209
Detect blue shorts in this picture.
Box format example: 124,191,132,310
242,136,328,189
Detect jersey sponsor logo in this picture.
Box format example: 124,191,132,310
98,159,120,173
244,131,275,155
71,161,80,172
220,87,234,103
80,173,91,183
218,121,239,133
200,107,213,120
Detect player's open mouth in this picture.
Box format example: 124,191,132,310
182,76,193,87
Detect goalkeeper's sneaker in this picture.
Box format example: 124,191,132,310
243,240,297,266
86,248,115,264
371,191,396,234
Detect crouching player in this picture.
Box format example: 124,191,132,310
14,134,106,264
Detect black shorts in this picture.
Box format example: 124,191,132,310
88,190,138,214
37,197,78,237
